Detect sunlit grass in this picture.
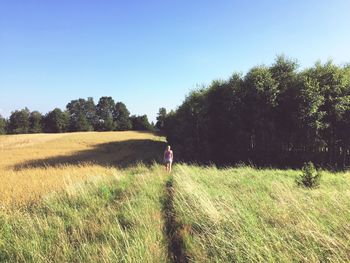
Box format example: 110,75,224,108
172,164,350,262
0,164,169,262
1,132,349,262
0,131,164,206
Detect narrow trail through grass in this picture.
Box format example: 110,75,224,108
163,176,189,263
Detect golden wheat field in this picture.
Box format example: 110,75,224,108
0,131,165,207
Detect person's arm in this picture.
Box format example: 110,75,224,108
171,151,173,159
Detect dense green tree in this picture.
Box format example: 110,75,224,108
85,97,97,128
8,108,30,134
29,111,43,133
129,115,152,131
306,61,350,164
164,88,210,161
96,96,116,131
114,102,132,131
44,108,69,133
242,65,278,162
4,98,135,134
207,77,243,164
270,55,299,152
70,112,91,132
297,69,326,153
0,115,7,134
155,107,167,130
165,56,350,168
66,98,96,132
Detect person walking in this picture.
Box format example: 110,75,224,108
164,145,173,173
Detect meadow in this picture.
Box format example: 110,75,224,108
0,132,349,262
0,131,164,206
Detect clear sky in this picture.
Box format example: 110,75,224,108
1,0,350,121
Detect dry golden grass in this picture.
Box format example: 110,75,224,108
0,131,165,207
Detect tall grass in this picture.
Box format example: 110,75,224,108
0,164,169,262
172,165,350,262
1,132,350,262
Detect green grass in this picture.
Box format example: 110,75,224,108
0,164,169,263
1,164,350,262
172,165,350,262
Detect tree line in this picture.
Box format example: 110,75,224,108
162,56,350,169
0,97,153,134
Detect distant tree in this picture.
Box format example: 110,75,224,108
155,107,167,130
129,115,152,131
66,98,96,132
8,108,30,134
114,102,132,130
43,108,69,133
0,115,7,134
96,96,116,131
29,111,43,133
71,112,91,132
85,97,98,128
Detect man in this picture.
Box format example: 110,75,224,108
163,145,173,173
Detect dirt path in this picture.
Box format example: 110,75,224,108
163,176,189,263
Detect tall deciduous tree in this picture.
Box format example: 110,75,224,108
243,65,278,158
0,115,7,134
270,55,299,152
164,56,350,168
129,115,152,131
44,108,69,133
29,111,43,133
114,102,131,131
96,96,116,131
8,108,30,134
66,98,96,132
155,107,167,130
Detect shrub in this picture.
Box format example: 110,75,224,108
296,162,321,188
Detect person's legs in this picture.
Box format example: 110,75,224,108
169,161,172,173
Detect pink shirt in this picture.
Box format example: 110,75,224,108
164,150,173,160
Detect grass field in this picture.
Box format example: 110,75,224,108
0,131,164,206
172,165,350,262
1,132,350,262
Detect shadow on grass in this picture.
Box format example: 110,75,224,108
162,177,189,263
13,139,166,170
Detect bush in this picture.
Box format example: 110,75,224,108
296,162,321,188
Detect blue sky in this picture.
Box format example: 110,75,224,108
1,0,350,121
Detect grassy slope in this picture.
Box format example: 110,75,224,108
1,132,350,262
172,165,350,262
0,132,169,262
0,164,169,263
